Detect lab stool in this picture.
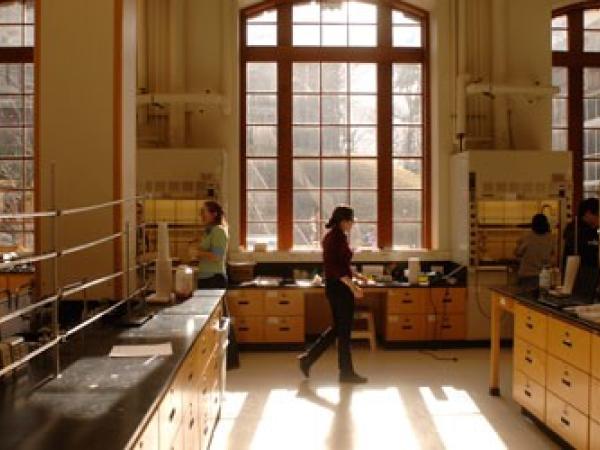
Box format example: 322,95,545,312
351,305,376,351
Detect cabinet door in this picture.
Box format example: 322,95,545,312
426,314,466,341
264,290,305,316
428,288,466,314
233,316,264,343
592,334,600,379
264,316,305,343
159,370,185,450
547,317,591,373
591,420,600,450
512,369,546,421
387,289,427,315
385,315,426,341
591,377,600,423
132,413,159,450
546,355,590,414
226,290,265,316
514,304,547,350
546,391,589,450
514,338,547,386
170,421,185,450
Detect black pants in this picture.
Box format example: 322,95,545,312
304,279,355,375
197,274,241,370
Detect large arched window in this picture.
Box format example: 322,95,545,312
552,2,600,202
241,0,429,251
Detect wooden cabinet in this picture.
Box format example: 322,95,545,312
514,338,547,386
546,355,590,415
387,289,428,315
159,369,185,450
513,369,546,421
592,334,600,379
385,315,426,341
265,290,304,316
428,288,466,314
426,313,466,341
548,317,592,373
591,420,600,450
515,304,547,350
132,413,159,450
591,377,600,423
233,316,264,343
546,391,589,450
226,290,265,316
264,316,305,343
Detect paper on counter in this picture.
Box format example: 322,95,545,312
109,342,173,358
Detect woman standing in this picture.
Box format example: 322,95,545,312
196,201,229,289
514,213,555,288
298,206,368,384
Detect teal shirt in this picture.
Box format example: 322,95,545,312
198,225,228,279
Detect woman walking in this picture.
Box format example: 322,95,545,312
298,206,368,384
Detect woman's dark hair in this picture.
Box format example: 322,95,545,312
577,197,599,219
325,205,354,229
203,201,226,226
531,213,550,235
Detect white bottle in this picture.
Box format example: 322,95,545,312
539,266,552,291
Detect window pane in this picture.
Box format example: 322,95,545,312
585,31,600,52
247,191,277,221
392,10,419,25
248,10,277,23
0,64,22,94
24,160,32,188
393,126,422,156
552,129,568,152
552,15,567,29
584,161,600,193
0,95,23,126
348,25,376,46
247,94,277,124
0,26,22,46
584,99,600,126
322,95,348,125
394,159,422,189
351,191,377,221
585,9,600,29
552,30,568,51
247,63,277,92
322,24,347,46
0,160,23,188
293,95,320,124
584,68,600,97
24,0,34,23
247,159,277,189
322,63,348,92
294,222,321,249
294,159,320,188
394,223,422,249
350,95,376,124
552,67,568,97
393,64,422,94
585,129,600,158
293,3,320,23
294,191,320,221
393,26,421,47
0,128,23,156
322,160,348,188
247,126,277,157
247,24,277,46
393,95,422,124
351,159,377,188
293,25,320,46
552,98,568,127
350,63,376,93
293,127,320,156
350,223,377,248
247,222,277,250
322,3,348,23
293,63,320,93
322,190,349,219
350,127,376,156
24,63,33,93
394,191,422,221
24,24,32,46
0,2,22,23
349,2,377,24
322,127,348,156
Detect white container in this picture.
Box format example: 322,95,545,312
408,257,420,286
539,267,552,290
175,265,195,299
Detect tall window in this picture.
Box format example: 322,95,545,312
242,1,429,251
0,0,35,252
552,4,600,201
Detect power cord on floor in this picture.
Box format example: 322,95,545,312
418,350,459,362
419,292,459,363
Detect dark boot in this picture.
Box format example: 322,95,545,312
339,372,368,384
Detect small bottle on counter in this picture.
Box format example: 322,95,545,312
539,266,552,291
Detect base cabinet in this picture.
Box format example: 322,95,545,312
591,420,600,450
546,391,589,450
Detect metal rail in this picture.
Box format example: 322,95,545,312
61,232,122,256
0,338,60,379
0,211,57,220
0,251,59,270
61,195,144,217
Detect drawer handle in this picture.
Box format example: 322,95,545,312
278,300,290,305
525,323,533,330
239,301,249,305
189,418,195,430
525,357,533,364
239,327,249,332
562,340,572,348
169,408,176,422
188,372,193,381
524,389,532,398
443,298,452,303
280,327,291,332
561,378,572,388
402,325,413,330
560,417,570,427
442,325,452,329
401,299,413,304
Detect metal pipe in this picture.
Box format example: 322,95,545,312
0,211,57,220
51,162,61,378
0,295,59,326
0,338,60,379
60,232,122,256
0,251,58,270
61,196,144,217
62,271,124,298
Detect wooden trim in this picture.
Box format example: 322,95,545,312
243,47,425,63
113,0,123,298
0,47,33,62
422,11,431,249
240,10,248,248
553,1,600,17
33,0,41,295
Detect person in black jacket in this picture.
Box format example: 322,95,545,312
563,198,599,268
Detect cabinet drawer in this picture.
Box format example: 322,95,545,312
514,338,547,386
546,391,589,450
512,369,546,421
515,304,547,350
387,289,427,314
428,288,466,314
264,316,305,343
593,334,600,379
226,290,264,316
132,413,159,450
385,315,426,341
547,355,590,414
548,317,591,373
183,381,200,450
591,420,600,450
233,316,264,343
159,373,185,450
426,314,466,341
592,377,600,423
265,290,304,316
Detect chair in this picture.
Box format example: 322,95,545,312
351,305,376,351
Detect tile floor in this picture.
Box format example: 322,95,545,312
211,347,558,450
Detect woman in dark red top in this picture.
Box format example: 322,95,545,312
298,206,368,384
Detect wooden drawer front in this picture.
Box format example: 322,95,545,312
515,304,547,350
264,316,305,343
591,377,600,423
547,355,590,414
159,375,184,450
385,315,426,341
265,290,304,316
591,420,600,450
593,334,600,379
427,314,466,341
512,370,546,421
233,316,264,343
226,291,264,317
133,413,159,450
546,391,589,450
548,317,591,373
514,338,547,386
387,289,427,315
428,288,466,314
183,382,200,450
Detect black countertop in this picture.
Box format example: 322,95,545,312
490,285,600,335
0,290,224,450
228,281,465,290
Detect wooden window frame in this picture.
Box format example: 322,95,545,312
240,0,430,251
